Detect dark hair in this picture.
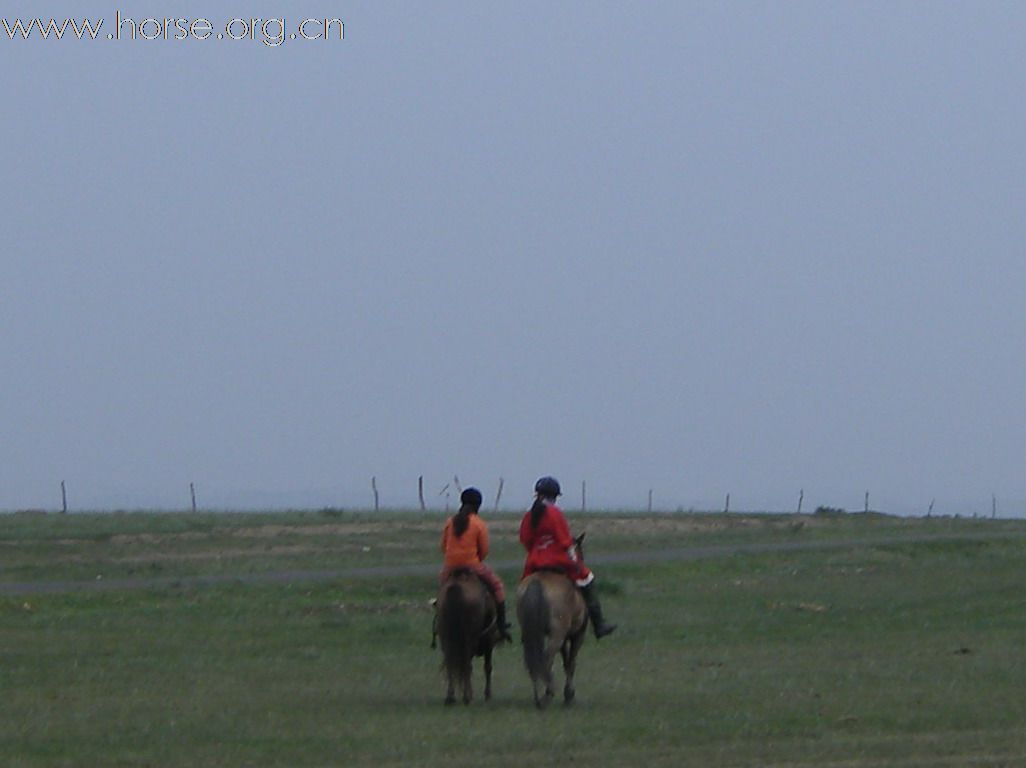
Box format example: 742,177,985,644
529,497,548,529
452,502,479,537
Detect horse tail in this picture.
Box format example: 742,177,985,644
519,578,549,682
440,581,472,688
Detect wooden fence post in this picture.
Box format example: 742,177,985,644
61,481,67,514
493,478,504,513
647,489,653,514
371,477,379,512
581,480,587,513
724,493,730,514
418,476,426,511
797,488,804,515
190,482,197,513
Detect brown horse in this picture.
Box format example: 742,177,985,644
516,535,589,708
436,570,501,705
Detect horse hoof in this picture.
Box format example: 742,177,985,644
444,696,456,706
564,690,575,705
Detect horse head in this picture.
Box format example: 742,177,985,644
574,531,586,560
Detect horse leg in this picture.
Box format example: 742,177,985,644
562,632,584,705
462,659,473,705
541,665,555,708
532,657,555,709
536,678,553,709
483,646,493,702
445,670,456,706
530,664,547,708
560,642,574,704
538,643,556,709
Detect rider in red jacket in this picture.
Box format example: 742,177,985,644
519,476,617,639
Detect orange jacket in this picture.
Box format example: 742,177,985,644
440,513,490,567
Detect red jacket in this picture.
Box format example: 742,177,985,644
519,501,579,576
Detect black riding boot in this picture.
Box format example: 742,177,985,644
496,601,513,642
580,583,617,639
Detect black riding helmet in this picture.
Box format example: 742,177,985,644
534,476,561,499
460,487,483,508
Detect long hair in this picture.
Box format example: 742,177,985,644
530,497,548,529
452,502,477,537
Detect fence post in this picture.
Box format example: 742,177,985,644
61,481,67,514
190,482,197,513
493,477,504,513
371,477,379,512
418,476,426,511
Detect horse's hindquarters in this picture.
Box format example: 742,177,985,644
437,574,495,706
516,572,588,708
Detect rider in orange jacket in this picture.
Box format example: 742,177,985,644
440,487,512,640
519,476,617,639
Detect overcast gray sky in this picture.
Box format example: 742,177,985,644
3,2,1025,514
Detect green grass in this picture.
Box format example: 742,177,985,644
2,512,1026,766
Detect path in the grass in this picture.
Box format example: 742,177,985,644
1,530,1022,595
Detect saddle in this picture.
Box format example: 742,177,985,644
431,569,498,649
535,566,569,576
532,567,582,589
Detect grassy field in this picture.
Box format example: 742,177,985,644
2,510,1026,767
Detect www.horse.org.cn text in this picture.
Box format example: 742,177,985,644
1,13,345,47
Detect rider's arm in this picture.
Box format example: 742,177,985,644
550,505,574,551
